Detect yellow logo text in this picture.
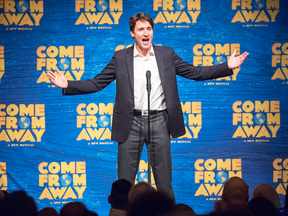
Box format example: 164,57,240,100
194,158,242,197
39,161,86,200
273,158,288,195
0,0,43,26
76,103,113,141
0,104,45,142
271,43,288,80
193,43,241,81
153,0,201,24
178,101,202,139
232,101,280,138
75,0,123,25
0,162,7,190
36,46,84,84
231,0,279,23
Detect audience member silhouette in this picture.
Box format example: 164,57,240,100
128,181,156,205
247,196,278,216
168,203,196,216
0,190,38,216
128,190,175,216
0,190,4,204
38,207,59,216
205,208,253,216
214,177,249,213
0,191,8,197
278,185,288,216
59,201,98,216
108,179,132,216
0,180,285,216
252,183,281,209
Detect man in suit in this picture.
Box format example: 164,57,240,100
47,13,248,201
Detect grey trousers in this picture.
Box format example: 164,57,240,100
117,110,175,200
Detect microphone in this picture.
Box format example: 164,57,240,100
146,70,151,94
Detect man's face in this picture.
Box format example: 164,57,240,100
130,20,153,55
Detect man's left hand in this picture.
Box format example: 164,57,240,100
228,50,249,69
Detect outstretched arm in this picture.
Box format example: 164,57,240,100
47,69,68,89
227,50,249,69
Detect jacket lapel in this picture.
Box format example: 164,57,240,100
153,45,166,93
126,46,134,94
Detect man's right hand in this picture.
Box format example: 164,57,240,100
47,69,68,89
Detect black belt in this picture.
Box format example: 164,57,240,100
133,109,166,116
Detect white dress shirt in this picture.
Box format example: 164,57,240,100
133,45,167,111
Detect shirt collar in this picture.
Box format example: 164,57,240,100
134,44,155,57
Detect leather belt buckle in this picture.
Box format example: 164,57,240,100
133,109,166,116
142,110,149,116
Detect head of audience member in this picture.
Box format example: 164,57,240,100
0,190,4,203
247,196,278,216
1,190,9,197
214,177,249,213
168,203,196,216
252,183,281,209
108,179,132,211
0,190,38,216
59,201,97,216
128,190,175,216
128,181,156,205
38,207,59,216
0,190,9,205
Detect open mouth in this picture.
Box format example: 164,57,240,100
142,38,149,44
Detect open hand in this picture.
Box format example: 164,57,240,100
47,69,68,89
227,50,249,69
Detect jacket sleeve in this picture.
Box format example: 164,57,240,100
171,48,233,81
62,54,117,95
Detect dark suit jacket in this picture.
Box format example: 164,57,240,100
63,45,233,142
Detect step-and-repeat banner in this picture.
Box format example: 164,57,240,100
0,0,287,215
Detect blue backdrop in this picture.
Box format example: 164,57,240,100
0,0,287,215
